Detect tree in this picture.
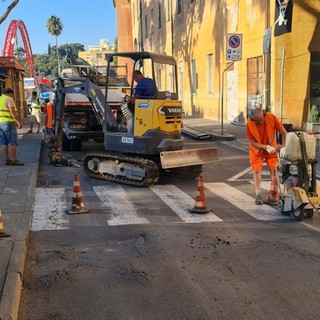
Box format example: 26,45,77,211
46,15,63,76
0,0,19,25
14,46,25,60
34,42,85,78
114,38,118,65
59,43,85,58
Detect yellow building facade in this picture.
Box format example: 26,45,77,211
78,39,116,67
115,1,320,128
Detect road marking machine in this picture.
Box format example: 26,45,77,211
278,131,320,221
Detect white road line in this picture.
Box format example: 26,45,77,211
228,166,252,181
301,222,320,233
250,180,271,192
204,182,287,221
150,185,222,223
93,185,149,226
31,188,69,231
228,163,270,182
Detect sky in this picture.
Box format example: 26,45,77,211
0,0,117,54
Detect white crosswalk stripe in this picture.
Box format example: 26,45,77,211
93,185,149,226
204,182,286,221
150,184,222,223
31,180,290,231
31,188,70,231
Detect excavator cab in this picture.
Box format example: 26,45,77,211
103,52,183,155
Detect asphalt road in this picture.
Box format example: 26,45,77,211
18,137,320,320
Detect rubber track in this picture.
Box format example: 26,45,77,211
83,152,159,187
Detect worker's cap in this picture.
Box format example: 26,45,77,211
2,87,14,94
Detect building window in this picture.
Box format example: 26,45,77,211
167,0,171,21
144,14,148,38
207,53,214,94
158,2,162,29
97,53,103,59
191,59,197,94
247,56,263,114
177,0,182,14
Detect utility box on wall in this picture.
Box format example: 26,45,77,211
0,57,26,118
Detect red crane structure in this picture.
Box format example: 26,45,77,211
2,19,35,77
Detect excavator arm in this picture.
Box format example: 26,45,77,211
53,77,118,149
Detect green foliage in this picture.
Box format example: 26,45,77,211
34,53,59,78
113,37,118,65
46,16,63,37
307,105,320,123
59,43,85,57
34,43,84,78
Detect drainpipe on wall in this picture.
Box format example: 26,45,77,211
170,0,174,56
265,1,271,111
139,0,144,51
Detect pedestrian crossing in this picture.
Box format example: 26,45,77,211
31,181,288,231
93,185,149,226
205,183,282,221
31,188,69,231
150,185,222,223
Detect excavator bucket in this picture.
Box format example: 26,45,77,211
160,147,219,169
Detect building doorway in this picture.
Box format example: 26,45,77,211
247,56,263,118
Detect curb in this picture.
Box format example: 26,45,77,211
0,138,41,320
0,240,28,320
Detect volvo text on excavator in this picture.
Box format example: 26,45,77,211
51,52,219,187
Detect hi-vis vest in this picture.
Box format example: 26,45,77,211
0,94,15,123
45,102,54,129
247,112,277,157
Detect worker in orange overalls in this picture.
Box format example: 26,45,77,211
246,107,287,205
43,97,54,135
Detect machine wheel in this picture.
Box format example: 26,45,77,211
292,207,305,222
62,133,72,151
277,199,287,215
305,209,314,218
62,134,82,151
71,138,82,151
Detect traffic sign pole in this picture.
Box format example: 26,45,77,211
220,33,243,135
220,62,234,135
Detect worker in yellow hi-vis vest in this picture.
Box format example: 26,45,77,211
0,87,24,166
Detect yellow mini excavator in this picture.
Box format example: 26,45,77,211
51,52,218,186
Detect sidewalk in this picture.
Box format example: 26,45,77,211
0,118,42,320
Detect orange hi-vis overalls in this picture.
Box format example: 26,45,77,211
246,112,284,172
45,102,54,129
246,112,285,203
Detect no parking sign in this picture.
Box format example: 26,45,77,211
226,33,243,61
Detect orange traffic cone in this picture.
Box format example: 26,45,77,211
188,176,211,214
67,175,89,215
0,209,10,238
